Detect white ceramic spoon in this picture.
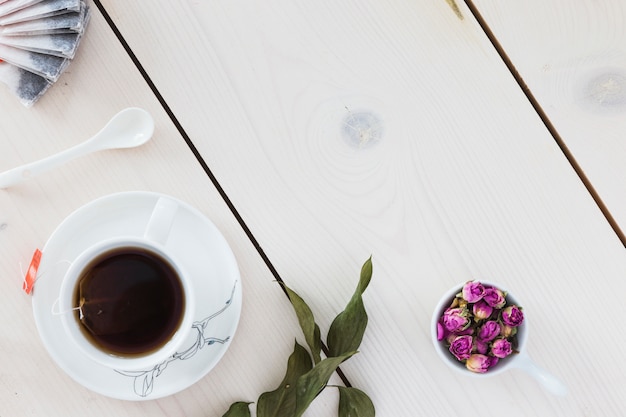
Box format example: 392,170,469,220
0,107,154,189
432,282,568,396
510,351,568,396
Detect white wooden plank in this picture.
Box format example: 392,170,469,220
0,6,339,417
99,0,626,415
471,0,626,236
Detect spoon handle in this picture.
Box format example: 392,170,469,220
0,140,92,189
515,352,568,396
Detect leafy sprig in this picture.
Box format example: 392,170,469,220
223,257,375,417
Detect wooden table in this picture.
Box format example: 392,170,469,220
1,0,625,415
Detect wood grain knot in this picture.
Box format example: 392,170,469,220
583,71,626,109
341,111,383,149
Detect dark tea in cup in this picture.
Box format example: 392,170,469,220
74,246,186,357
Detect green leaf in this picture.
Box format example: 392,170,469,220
257,341,313,417
294,352,357,417
327,257,373,357
357,256,373,294
222,402,252,417
282,283,322,364
338,387,375,417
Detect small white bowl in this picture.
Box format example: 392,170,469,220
431,280,527,376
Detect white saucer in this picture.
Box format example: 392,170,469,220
32,191,242,401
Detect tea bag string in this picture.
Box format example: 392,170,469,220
20,256,71,294
19,257,80,317
51,297,83,319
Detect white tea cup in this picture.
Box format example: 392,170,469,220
57,197,195,371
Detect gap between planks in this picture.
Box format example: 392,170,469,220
90,0,354,388
463,0,626,247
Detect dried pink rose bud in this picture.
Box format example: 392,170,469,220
500,324,517,338
483,287,506,309
466,354,493,373
478,320,501,342
442,307,470,332
462,281,485,303
472,300,493,320
501,305,524,327
449,335,473,361
437,322,448,341
491,338,513,358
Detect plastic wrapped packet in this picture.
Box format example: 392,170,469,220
0,1,90,106
0,32,82,58
0,0,45,17
0,0,81,25
0,60,51,106
0,43,68,81
0,2,86,36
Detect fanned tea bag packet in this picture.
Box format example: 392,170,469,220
0,0,81,25
0,4,87,36
0,0,45,17
0,43,67,80
0,60,51,106
0,1,90,105
0,32,83,58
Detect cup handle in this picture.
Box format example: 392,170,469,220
512,351,568,396
143,197,179,245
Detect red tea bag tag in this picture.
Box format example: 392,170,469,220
23,248,42,295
